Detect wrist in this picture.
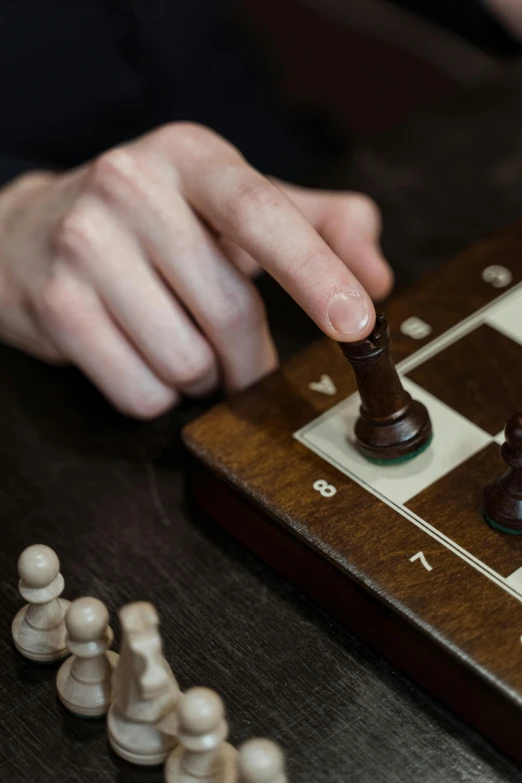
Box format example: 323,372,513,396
0,171,57,311
0,170,56,218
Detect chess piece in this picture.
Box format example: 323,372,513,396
56,597,119,717
164,687,236,782
237,739,287,783
11,544,70,662
108,601,180,765
339,314,432,463
483,412,522,534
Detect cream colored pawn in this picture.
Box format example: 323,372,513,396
12,544,70,662
108,602,180,765
237,739,287,783
164,687,236,783
56,597,119,717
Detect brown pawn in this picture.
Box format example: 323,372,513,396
483,413,522,534
339,314,432,463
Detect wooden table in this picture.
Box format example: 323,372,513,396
4,62,522,783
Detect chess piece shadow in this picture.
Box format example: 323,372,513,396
57,701,108,744
112,764,165,783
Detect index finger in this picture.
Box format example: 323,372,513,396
153,125,375,342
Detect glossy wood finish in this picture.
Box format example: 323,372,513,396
184,220,522,765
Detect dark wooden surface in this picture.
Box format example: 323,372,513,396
5,63,522,783
183,221,522,766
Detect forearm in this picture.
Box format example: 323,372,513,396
485,0,522,41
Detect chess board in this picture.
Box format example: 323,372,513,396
183,221,522,763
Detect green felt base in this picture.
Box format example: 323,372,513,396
482,512,522,536
364,434,433,466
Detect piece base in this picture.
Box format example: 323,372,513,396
355,398,432,463
108,703,177,767
482,512,522,536
363,434,433,465
108,733,169,766
164,743,237,783
57,650,120,717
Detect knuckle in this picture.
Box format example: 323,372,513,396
156,121,211,143
34,270,79,327
225,176,280,232
347,193,382,234
87,148,143,199
52,208,99,259
152,121,235,158
174,350,215,388
286,252,332,290
212,286,266,334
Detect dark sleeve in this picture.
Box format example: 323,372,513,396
0,0,339,190
390,0,520,52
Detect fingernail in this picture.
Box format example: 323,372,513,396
327,291,370,336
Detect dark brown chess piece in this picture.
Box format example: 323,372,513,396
338,314,432,464
483,413,522,534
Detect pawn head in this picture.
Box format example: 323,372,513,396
506,412,522,449
238,739,285,783
66,597,109,642
18,544,60,588
178,687,224,735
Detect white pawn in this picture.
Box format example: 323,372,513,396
164,687,237,783
237,739,287,783
56,597,119,717
12,544,70,662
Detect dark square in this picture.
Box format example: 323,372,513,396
406,443,522,578
406,324,522,435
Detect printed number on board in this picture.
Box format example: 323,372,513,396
409,551,433,571
400,317,432,340
313,479,337,497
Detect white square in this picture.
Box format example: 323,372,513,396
295,379,492,506
486,293,522,346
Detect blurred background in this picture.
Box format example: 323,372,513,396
230,0,522,347
235,0,520,140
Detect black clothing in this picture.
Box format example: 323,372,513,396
0,1,518,191
393,0,521,54
0,0,334,187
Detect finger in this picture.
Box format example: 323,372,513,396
143,197,278,393
34,267,178,418
157,127,375,341
88,148,278,391
0,305,66,363
275,183,394,302
217,237,262,279
52,197,219,398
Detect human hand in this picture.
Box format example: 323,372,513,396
484,0,522,40
0,123,392,418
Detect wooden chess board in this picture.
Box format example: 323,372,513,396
183,221,522,763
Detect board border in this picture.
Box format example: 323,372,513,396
294,280,522,601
